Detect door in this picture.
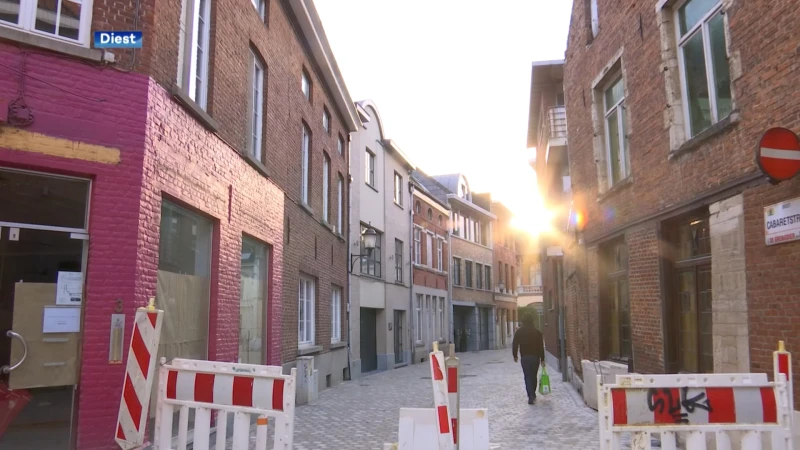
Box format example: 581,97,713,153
479,308,490,351
360,308,378,373
0,169,90,450
394,310,404,364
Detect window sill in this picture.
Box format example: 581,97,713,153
394,202,404,210
299,202,315,217
297,345,323,356
242,152,272,178
0,27,105,62
357,272,383,281
170,85,219,132
366,183,379,193
597,176,634,203
668,111,740,160
330,341,347,349
394,280,405,286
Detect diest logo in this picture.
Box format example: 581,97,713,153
94,31,142,48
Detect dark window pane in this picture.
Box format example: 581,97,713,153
0,0,21,24
0,169,89,229
709,13,732,120
682,31,712,136
678,0,718,36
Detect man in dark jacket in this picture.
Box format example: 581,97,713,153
512,314,545,404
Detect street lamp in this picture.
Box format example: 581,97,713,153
350,226,378,272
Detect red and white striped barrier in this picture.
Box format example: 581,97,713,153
445,345,460,449
115,300,164,450
153,358,297,450
430,344,454,450
599,372,794,450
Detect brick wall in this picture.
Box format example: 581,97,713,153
626,225,663,374
451,237,493,305
744,178,800,409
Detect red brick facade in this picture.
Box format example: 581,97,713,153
412,194,449,290
561,0,800,408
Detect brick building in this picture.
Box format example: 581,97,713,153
0,0,357,448
417,173,497,353
409,171,451,361
490,201,519,349
558,0,800,412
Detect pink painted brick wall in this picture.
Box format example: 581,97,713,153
0,43,285,449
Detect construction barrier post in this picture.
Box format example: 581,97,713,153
430,342,454,450
445,343,460,449
774,340,794,434
115,298,164,450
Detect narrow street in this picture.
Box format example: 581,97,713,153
235,349,601,449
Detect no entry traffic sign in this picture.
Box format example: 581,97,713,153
756,127,800,182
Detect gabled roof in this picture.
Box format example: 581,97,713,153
288,0,360,132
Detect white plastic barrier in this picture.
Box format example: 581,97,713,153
429,345,454,450
383,408,493,450
152,358,297,450
445,345,460,449
598,372,794,450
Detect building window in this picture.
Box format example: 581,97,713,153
427,208,433,221
177,0,211,109
666,213,712,373
301,124,311,205
438,298,445,340
158,201,212,360
322,153,330,223
337,135,344,155
590,0,599,37
251,0,265,20
336,175,344,233
248,51,265,161
415,201,421,215
322,108,330,134
394,172,403,206
436,239,443,271
601,239,631,361
485,265,492,291
240,236,268,364
298,275,315,347
331,286,342,343
415,294,423,342
365,149,375,187
476,263,483,290
452,257,462,286
438,215,443,227
395,239,403,283
360,224,382,277
425,232,433,267
676,0,731,137
452,211,460,237
465,261,473,288
604,76,629,186
413,228,421,264
301,69,311,101
0,0,95,45
426,295,433,344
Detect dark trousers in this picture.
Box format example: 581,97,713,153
520,355,540,399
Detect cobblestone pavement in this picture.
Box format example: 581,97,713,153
229,349,603,449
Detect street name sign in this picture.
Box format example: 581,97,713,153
764,197,800,246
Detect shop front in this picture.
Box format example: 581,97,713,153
1,169,91,449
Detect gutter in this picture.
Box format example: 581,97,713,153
408,182,416,365
345,134,353,381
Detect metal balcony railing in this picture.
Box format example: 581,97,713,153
548,106,567,139
519,285,544,295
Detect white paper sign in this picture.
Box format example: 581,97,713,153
43,306,81,333
56,271,83,306
764,197,800,246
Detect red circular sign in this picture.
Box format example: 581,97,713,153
757,128,800,182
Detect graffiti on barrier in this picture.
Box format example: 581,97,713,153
646,387,713,424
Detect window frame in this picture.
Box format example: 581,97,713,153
0,0,95,47
177,0,212,109
248,50,265,161
251,0,266,20
393,171,403,206
438,297,445,340
322,152,330,223
336,174,344,233
674,0,729,138
301,124,311,205
601,240,631,362
298,275,316,347
322,107,331,134
464,260,473,288
415,294,423,343
425,232,433,267
476,263,483,290
413,228,422,265
452,257,462,286
331,286,342,343
484,265,492,291
436,238,443,271
239,235,269,364
365,149,376,187
394,238,403,283
337,135,345,156
603,74,629,186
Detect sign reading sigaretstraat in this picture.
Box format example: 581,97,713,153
764,197,800,246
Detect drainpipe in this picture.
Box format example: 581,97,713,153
447,216,454,350
408,182,416,365
346,135,353,381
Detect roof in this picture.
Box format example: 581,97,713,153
354,100,415,170
527,60,565,148
410,170,450,210
288,0,360,132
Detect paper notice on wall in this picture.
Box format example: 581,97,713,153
56,271,83,306
43,306,81,333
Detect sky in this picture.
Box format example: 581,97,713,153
314,1,572,233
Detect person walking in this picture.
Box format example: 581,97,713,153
512,314,545,404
